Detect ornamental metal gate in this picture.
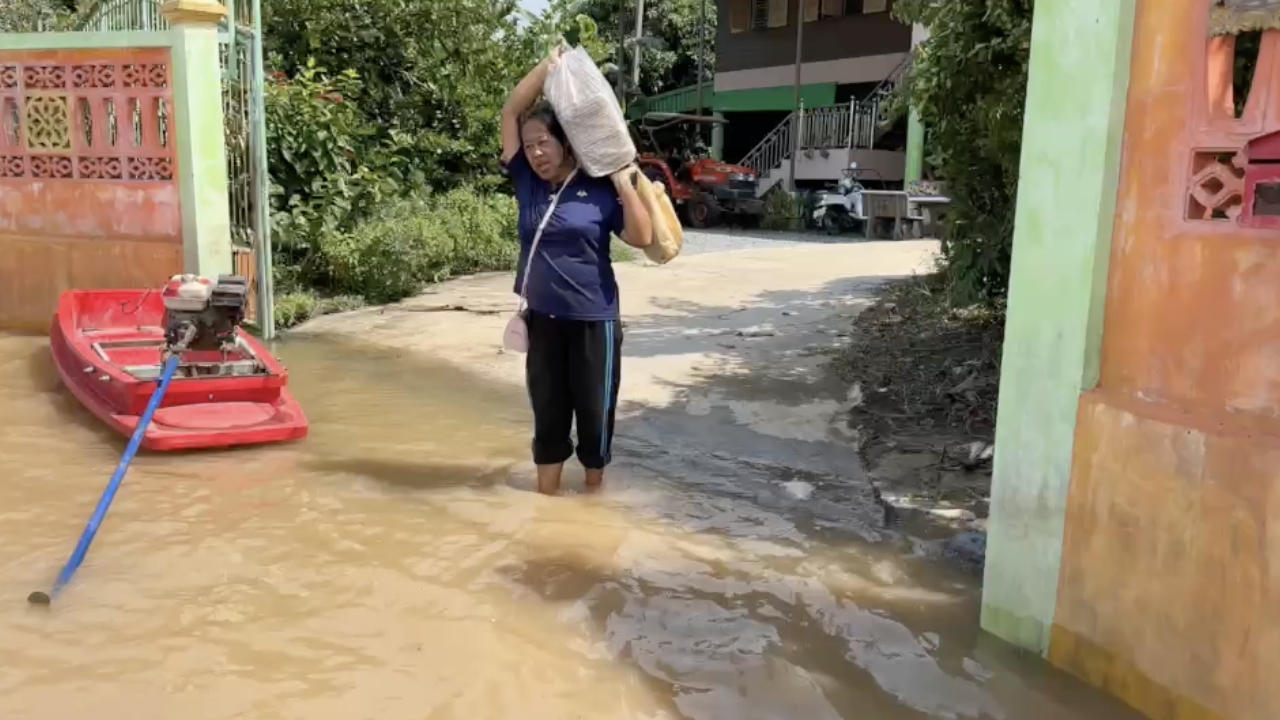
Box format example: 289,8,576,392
77,0,274,337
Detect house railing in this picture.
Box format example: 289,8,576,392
739,113,796,179
737,51,915,178
76,0,169,31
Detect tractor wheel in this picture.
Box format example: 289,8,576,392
687,196,720,229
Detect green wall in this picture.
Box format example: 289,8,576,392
0,30,172,50
629,82,840,118
630,82,714,117
980,0,1136,654
713,83,836,112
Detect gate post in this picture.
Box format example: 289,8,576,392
981,0,1136,656
161,0,233,279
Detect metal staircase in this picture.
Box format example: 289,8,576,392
739,53,912,196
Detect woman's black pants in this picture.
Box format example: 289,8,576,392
525,310,623,469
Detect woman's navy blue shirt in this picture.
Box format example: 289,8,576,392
505,152,623,321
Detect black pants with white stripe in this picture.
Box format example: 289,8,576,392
525,311,623,469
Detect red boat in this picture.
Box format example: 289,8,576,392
49,280,309,451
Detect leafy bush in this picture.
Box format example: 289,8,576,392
610,237,636,263
892,0,1033,305
263,0,536,190
320,189,519,303
762,190,807,230
265,62,414,287
273,291,365,330
1,0,75,32
255,0,672,325
530,0,717,102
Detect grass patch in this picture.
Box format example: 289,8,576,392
276,237,635,331
274,291,365,330
611,236,636,263
274,198,639,331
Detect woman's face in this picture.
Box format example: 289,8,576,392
521,118,568,181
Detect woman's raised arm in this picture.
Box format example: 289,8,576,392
501,47,562,163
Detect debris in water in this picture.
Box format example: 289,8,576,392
737,325,778,338
944,531,987,572
781,480,815,500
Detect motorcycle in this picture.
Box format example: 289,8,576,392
811,164,871,236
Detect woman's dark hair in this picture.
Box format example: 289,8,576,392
520,100,569,148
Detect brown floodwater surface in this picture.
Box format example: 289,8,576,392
0,333,1140,720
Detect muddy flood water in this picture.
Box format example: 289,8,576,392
0,332,1141,720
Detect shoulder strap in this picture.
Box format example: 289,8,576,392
518,167,580,302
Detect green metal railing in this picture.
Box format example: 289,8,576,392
75,0,169,32
627,81,715,118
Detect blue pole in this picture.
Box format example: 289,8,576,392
36,354,181,603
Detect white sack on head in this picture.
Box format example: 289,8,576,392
543,47,636,178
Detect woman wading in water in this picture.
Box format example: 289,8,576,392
500,53,653,495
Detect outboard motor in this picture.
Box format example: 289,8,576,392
160,274,250,355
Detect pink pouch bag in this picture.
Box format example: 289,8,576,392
502,168,580,353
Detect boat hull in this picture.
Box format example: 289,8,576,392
50,288,308,451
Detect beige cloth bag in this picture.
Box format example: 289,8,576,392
634,172,683,265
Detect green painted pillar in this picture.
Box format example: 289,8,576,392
711,111,725,161
980,0,1136,655
904,106,924,184
904,24,928,186
163,0,234,279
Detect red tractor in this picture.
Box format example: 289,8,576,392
632,112,765,229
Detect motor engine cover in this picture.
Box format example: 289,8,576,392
161,274,213,312
162,274,250,353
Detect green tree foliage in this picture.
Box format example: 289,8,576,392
519,2,615,66
320,189,520,303
550,0,716,98
629,0,716,96
257,0,546,325
263,0,537,187
0,0,75,31
263,63,411,290
256,0,667,326
892,0,1033,304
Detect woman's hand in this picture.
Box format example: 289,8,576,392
610,164,640,195
546,40,567,67
611,164,653,248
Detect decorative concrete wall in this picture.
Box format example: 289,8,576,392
987,0,1279,718
0,1,230,331
0,41,182,329
981,0,1137,654
1052,2,1279,718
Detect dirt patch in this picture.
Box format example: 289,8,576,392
831,273,1004,528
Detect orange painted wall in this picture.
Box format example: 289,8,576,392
0,48,182,330
1051,1,1280,718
